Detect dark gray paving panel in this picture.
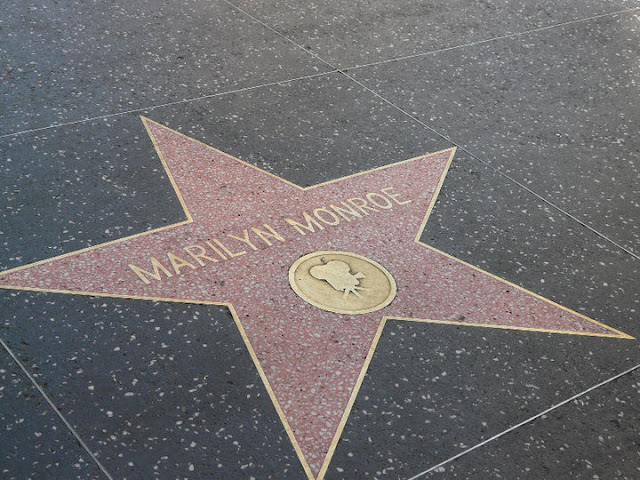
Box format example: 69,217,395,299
422,369,640,479
0,115,187,272
0,293,308,479
350,10,640,255
422,152,640,341
0,349,103,479
230,0,632,69
143,72,452,185
325,153,639,479
0,72,452,271
0,0,330,135
328,324,638,480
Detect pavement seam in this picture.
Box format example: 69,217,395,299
221,0,640,261
0,336,114,480
0,71,336,140
342,6,640,72
406,363,640,479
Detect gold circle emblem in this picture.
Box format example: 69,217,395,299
289,251,397,315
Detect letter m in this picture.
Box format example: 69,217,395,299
285,211,324,235
128,257,174,284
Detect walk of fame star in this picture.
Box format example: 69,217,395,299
0,118,632,479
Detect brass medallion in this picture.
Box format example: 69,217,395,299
289,251,397,315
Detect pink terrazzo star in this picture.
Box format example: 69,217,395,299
0,118,631,479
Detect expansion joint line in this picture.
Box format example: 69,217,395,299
0,71,334,140
343,5,640,72
0,337,114,480
222,0,639,261
407,363,640,479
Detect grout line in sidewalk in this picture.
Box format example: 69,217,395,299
343,6,640,72
406,363,640,479
0,336,114,480
0,71,335,140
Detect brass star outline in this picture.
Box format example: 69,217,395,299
0,117,632,479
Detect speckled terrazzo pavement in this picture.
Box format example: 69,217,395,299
1,2,639,480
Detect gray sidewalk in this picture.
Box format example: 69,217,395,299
1,1,639,479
